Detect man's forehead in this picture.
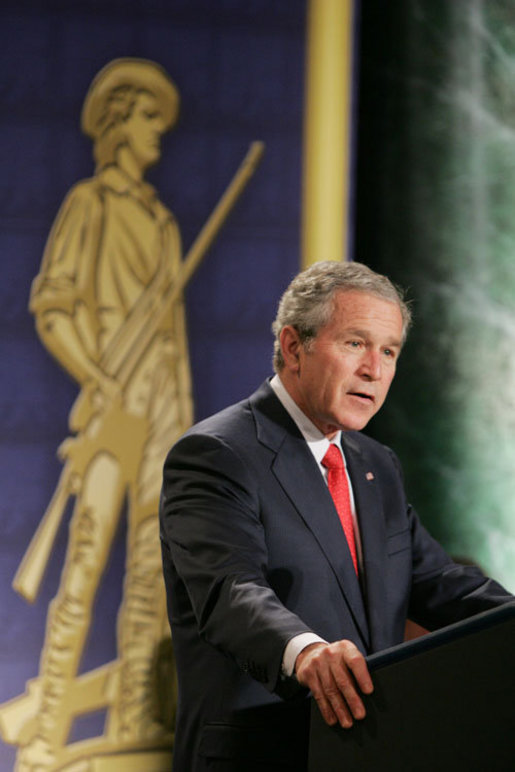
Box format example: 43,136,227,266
331,289,401,317
323,290,403,340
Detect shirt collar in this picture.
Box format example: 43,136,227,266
269,374,344,467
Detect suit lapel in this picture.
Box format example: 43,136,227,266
342,433,388,653
250,383,370,647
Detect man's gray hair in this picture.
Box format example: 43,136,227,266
272,260,412,371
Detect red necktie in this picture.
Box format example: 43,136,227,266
322,444,358,575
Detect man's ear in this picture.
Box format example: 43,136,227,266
279,326,302,373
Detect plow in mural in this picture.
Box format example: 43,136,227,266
0,58,263,771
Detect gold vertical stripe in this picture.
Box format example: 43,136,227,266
301,0,354,268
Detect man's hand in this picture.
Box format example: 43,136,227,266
294,641,373,729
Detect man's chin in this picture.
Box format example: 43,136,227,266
338,410,377,433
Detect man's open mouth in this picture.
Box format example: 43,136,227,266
349,392,374,403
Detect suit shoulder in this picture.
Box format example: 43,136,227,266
162,398,259,499
174,397,253,450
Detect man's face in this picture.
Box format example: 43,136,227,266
123,92,166,170
280,290,404,437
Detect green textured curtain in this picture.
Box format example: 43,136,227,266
356,0,515,590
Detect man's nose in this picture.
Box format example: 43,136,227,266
358,350,382,380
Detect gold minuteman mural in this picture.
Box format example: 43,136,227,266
0,58,263,771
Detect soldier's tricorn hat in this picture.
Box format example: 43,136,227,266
81,57,179,138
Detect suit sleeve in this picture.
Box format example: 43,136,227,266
160,431,314,695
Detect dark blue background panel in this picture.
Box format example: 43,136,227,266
0,2,306,767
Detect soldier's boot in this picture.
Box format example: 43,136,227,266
15,589,91,770
17,457,123,770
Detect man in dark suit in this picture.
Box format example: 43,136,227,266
159,261,511,771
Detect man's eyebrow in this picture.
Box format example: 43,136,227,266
383,337,402,348
340,328,402,348
337,327,372,340
338,327,368,338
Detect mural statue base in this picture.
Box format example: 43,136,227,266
45,739,173,772
0,662,174,772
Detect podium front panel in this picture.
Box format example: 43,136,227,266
309,604,515,771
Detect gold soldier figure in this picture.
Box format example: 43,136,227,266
19,58,193,769
0,56,262,770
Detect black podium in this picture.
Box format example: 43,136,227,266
309,603,515,771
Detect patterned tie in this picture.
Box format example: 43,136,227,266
322,444,358,575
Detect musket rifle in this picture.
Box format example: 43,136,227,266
103,140,265,382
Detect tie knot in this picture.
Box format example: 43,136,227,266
322,444,343,471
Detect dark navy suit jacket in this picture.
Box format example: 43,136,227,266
159,381,510,771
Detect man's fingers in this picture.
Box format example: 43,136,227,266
322,649,366,723
333,645,373,720
295,640,373,729
345,646,374,695
311,671,353,728
313,642,370,722
332,670,365,721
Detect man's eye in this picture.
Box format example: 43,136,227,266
383,348,396,359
